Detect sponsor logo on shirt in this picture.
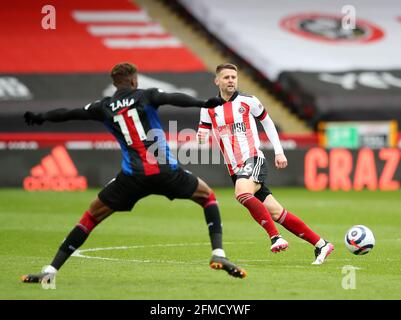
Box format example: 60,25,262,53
217,122,246,135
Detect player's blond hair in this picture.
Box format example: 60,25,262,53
215,63,237,75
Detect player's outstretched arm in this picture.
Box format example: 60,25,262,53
24,108,100,126
204,96,223,108
149,89,222,109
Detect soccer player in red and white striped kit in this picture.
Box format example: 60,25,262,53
197,63,334,264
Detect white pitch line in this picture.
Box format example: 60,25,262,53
72,241,389,266
72,241,256,265
74,241,255,253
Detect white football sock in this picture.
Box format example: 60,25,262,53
43,265,58,274
315,238,326,248
212,249,226,257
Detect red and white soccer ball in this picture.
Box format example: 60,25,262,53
344,225,375,255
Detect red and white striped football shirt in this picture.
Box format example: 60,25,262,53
199,92,269,175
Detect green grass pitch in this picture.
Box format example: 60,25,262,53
1,188,400,300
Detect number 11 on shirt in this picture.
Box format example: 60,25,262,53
113,109,147,145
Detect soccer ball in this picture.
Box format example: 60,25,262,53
344,225,375,255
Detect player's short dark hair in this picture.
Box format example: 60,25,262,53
111,62,138,86
216,63,238,74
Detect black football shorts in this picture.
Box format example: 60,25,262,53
98,167,199,211
230,156,272,202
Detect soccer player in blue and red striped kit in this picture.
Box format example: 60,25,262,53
21,62,246,284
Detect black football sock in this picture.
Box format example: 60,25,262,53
50,210,99,270
50,226,89,270
204,204,223,250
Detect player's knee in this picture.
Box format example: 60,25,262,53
88,197,113,222
234,186,243,199
234,190,244,200
235,189,254,203
234,185,253,200
267,206,284,221
196,178,211,194
89,200,102,220
270,211,282,221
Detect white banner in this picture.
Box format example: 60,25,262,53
178,0,401,80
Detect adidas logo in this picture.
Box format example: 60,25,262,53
23,145,87,191
72,10,182,49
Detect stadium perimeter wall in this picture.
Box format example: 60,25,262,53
1,147,400,191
